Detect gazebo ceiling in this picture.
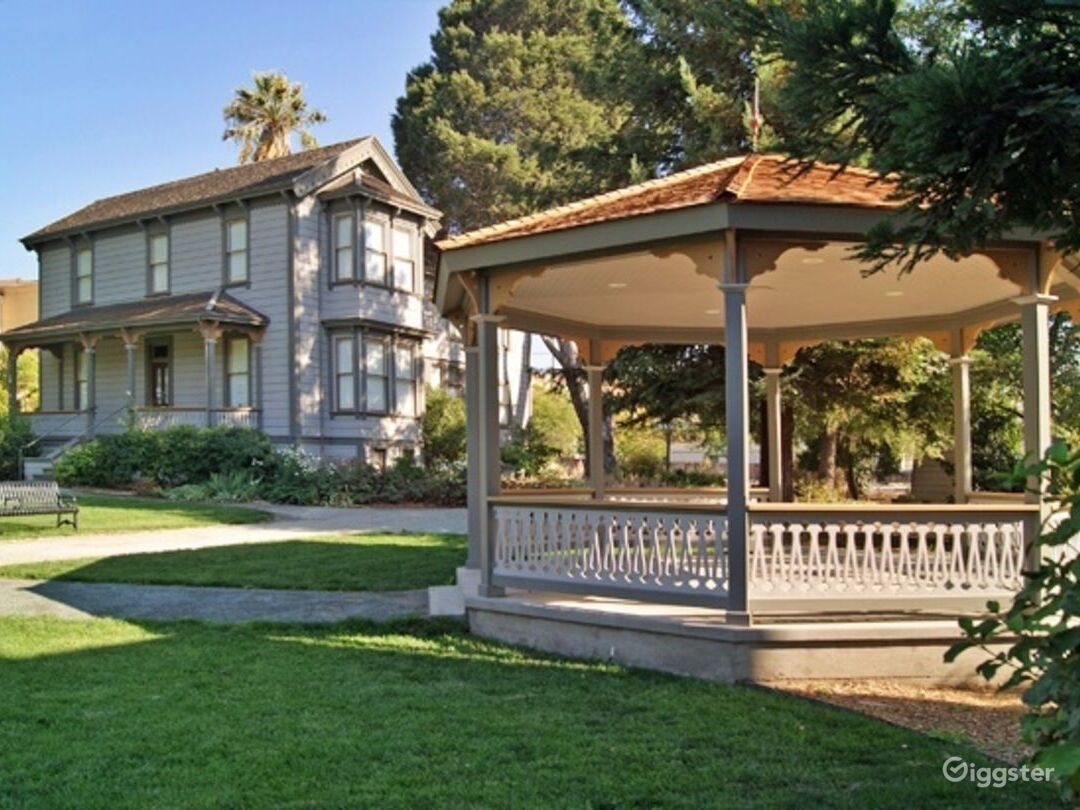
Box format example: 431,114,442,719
436,155,1080,359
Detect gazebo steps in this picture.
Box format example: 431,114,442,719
465,591,1008,685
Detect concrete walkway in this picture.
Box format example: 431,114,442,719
0,577,428,623
0,503,466,565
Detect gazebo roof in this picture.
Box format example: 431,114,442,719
436,155,1078,364
437,155,902,251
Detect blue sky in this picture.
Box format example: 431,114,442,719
0,0,444,281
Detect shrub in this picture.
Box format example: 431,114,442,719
947,443,1080,802
55,426,275,488
614,424,667,481
0,414,35,480
161,483,210,502
422,386,466,469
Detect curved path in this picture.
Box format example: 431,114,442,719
0,503,466,566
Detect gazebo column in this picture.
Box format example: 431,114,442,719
762,344,784,503
720,247,751,623
464,344,481,569
198,322,222,428
585,340,606,499
1017,293,1056,568
472,277,505,596
948,330,972,504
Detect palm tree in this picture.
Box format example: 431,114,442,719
222,71,327,163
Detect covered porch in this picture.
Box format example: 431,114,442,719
435,155,1078,678
1,291,268,451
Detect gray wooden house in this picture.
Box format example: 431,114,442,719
5,137,530,475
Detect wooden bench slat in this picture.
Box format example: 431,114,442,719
0,481,78,528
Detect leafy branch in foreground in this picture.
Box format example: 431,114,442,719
946,442,1080,802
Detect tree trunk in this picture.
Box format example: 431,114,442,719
513,332,532,429
841,439,862,500
758,396,770,488
818,428,838,485
541,335,592,468
781,402,795,501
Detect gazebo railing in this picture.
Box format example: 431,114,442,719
489,496,731,607
746,503,1038,611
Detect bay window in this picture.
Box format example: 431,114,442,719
392,227,415,291
334,335,356,412
365,336,388,412
330,329,420,417
334,213,354,282
363,220,388,285
394,343,417,416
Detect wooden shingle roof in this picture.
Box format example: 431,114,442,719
437,155,902,251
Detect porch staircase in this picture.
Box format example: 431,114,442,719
20,405,127,481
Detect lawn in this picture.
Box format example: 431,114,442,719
0,532,467,590
0,616,1053,809
0,494,272,539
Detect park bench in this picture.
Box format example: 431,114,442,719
0,481,78,529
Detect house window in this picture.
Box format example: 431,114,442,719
226,219,248,283
75,247,93,304
392,227,415,292
75,348,89,409
370,446,388,472
394,343,417,416
443,362,464,397
149,233,169,294
334,335,356,411
225,336,251,407
146,340,171,406
333,214,354,282
365,336,389,412
363,220,387,285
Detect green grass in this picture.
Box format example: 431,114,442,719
0,532,467,591
0,615,1052,809
0,494,272,540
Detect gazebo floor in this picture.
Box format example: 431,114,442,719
465,590,1007,685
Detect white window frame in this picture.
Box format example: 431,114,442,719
333,213,355,282
75,247,93,305
391,225,416,292
393,342,418,416
225,336,252,407
364,334,390,413
333,334,357,412
149,232,169,294
225,219,249,284
363,219,389,286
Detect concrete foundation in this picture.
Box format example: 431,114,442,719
467,592,1006,685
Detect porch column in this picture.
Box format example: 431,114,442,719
4,344,19,416
251,332,264,430
464,344,481,569
763,344,783,503
79,334,97,437
199,323,222,428
585,347,606,499
720,233,750,623
949,331,972,504
120,330,138,411
1017,293,1056,569
472,281,505,597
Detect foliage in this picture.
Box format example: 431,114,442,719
747,0,1080,269
614,422,668,481
223,71,327,163
0,349,39,416
421,386,467,469
0,414,34,480
947,443,1080,802
55,426,276,489
607,344,727,430
527,383,581,458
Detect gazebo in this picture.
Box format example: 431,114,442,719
434,154,1079,681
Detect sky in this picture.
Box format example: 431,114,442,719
0,0,444,281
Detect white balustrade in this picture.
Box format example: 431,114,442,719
748,506,1032,609
211,408,260,429
135,408,207,430
491,498,730,605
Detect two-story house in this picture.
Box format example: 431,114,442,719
4,137,530,473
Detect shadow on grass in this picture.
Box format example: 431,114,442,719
7,534,468,592
0,615,1056,809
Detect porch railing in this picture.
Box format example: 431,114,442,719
23,410,84,439
134,407,261,430
489,496,730,607
746,503,1038,611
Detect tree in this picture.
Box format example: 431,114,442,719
421,386,467,469
747,0,1080,269
223,71,327,164
393,0,666,474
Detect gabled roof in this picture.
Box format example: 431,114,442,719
436,154,902,251
23,136,440,245
1,290,267,345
